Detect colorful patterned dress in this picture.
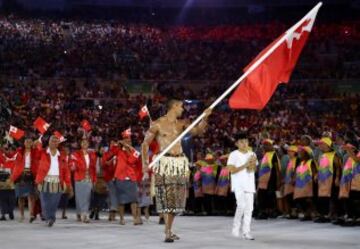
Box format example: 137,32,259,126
339,154,356,199
318,152,336,197
350,152,360,192
199,159,217,195
258,151,277,190
215,155,230,197
193,160,204,198
294,159,314,199
283,158,297,196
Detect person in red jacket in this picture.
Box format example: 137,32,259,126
58,144,74,220
10,138,42,222
0,147,16,221
70,139,97,223
101,141,117,221
110,138,141,225
35,135,71,227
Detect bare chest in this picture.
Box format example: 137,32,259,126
157,121,184,139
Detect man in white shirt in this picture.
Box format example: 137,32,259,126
227,133,257,240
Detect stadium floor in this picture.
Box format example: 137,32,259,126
0,211,358,249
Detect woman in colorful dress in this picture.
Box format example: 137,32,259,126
200,153,218,215
293,146,317,221
215,153,231,215
257,139,282,219
338,141,360,226
315,137,342,223
283,145,299,219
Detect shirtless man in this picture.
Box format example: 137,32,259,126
142,99,211,242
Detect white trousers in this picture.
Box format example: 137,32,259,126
233,190,254,235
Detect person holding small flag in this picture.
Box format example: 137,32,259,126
10,137,42,223
101,141,118,221
110,130,142,225
35,135,71,227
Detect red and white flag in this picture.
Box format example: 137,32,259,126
9,125,25,140
81,119,92,132
229,4,321,110
138,105,149,120
33,117,50,134
53,131,66,143
132,150,140,158
121,128,132,139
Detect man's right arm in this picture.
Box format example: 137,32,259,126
141,123,159,173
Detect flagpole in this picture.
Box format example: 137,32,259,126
142,105,153,123
149,2,322,169
148,112,153,123
146,104,153,122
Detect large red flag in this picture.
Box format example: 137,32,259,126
229,7,320,110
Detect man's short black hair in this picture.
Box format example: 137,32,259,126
234,132,248,141
167,99,182,110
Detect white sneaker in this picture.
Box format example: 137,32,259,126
242,233,255,240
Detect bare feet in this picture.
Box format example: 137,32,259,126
108,211,116,221
164,229,175,243
134,218,143,225
171,233,180,240
82,215,90,223
29,216,36,223
164,231,174,243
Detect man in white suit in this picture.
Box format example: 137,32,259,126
227,133,257,240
